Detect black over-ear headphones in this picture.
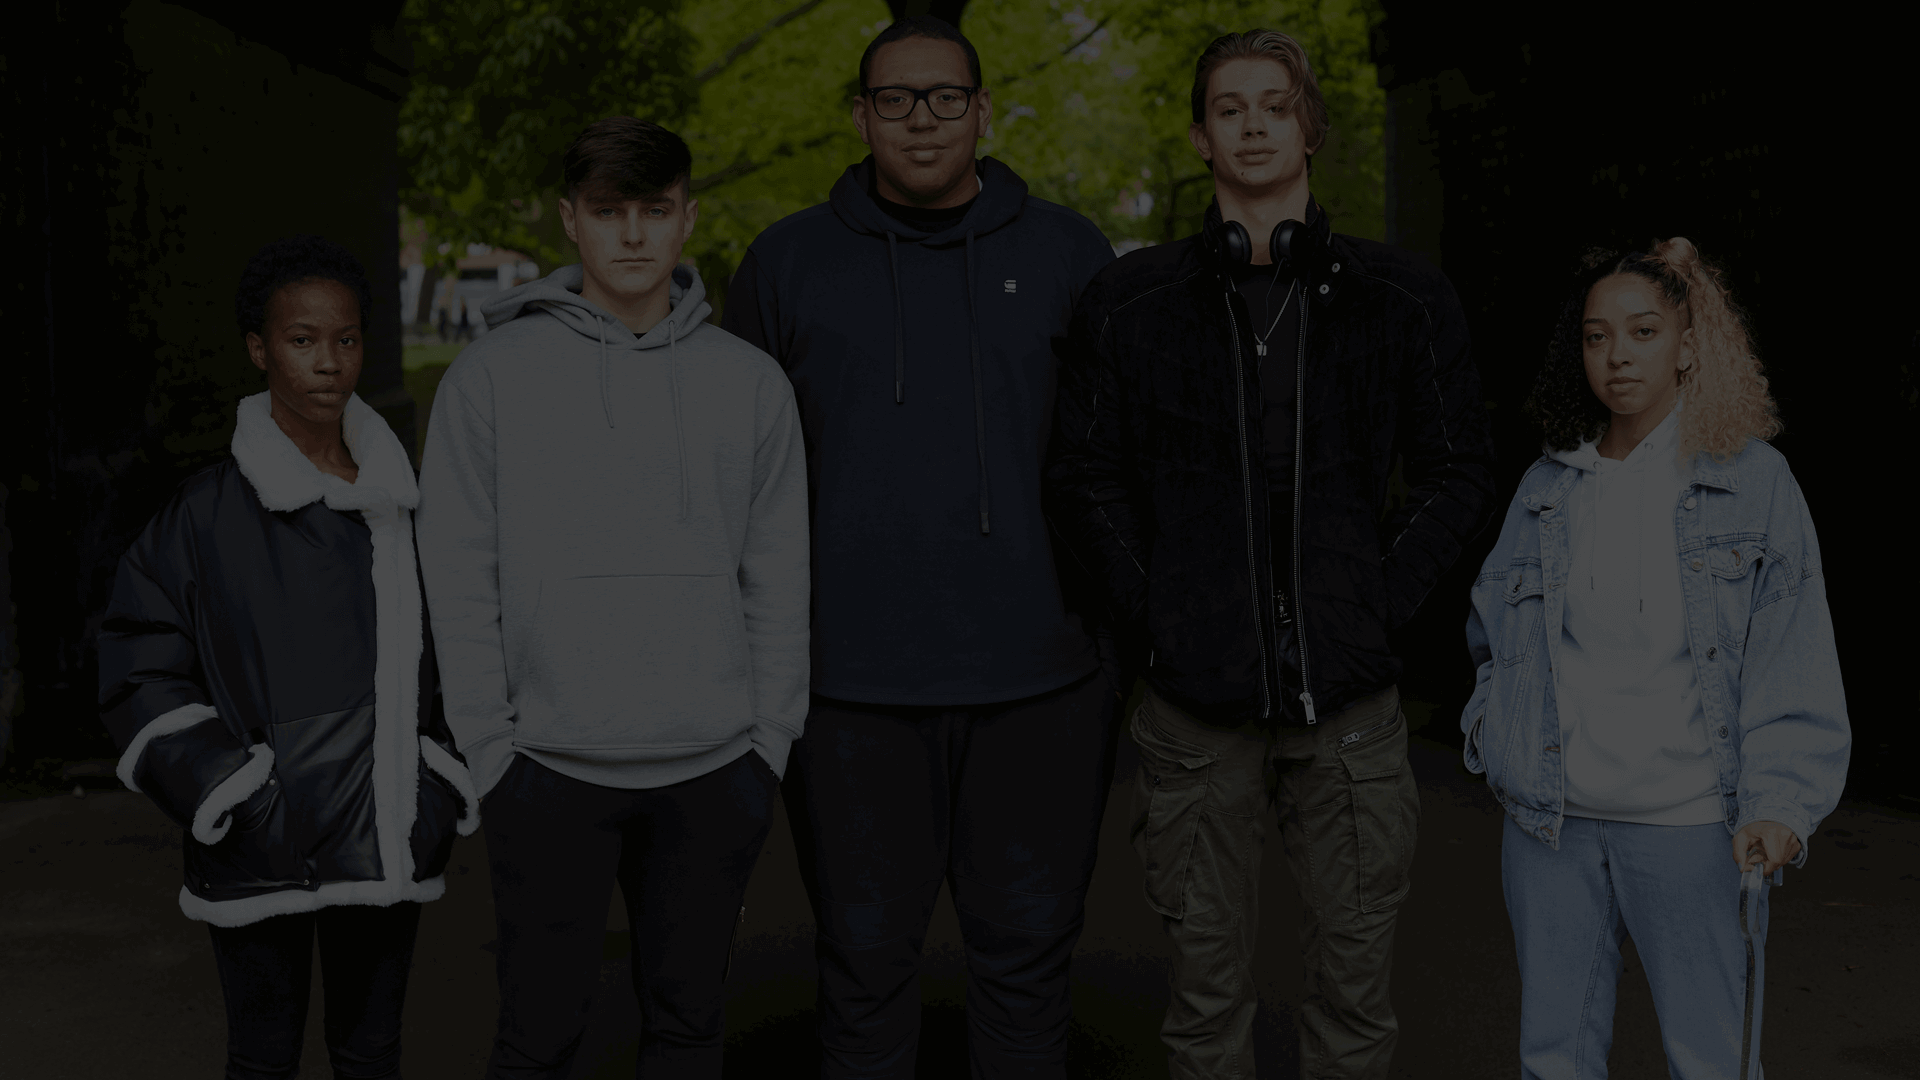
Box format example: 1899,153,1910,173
1201,201,1307,270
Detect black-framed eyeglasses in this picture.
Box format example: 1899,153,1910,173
864,84,978,121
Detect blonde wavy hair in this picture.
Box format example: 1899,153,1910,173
1525,237,1782,462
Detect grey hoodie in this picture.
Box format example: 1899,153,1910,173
417,263,809,798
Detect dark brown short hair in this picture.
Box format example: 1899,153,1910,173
1189,29,1330,154
562,117,692,202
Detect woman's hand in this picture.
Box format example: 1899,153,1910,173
1731,820,1802,875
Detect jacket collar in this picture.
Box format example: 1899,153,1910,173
231,391,419,513
1689,454,1741,493
1522,463,1584,514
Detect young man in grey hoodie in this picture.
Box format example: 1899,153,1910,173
416,117,810,1078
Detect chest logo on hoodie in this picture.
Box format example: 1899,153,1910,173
1003,279,1017,293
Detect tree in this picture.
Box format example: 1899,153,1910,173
399,0,696,274
397,0,1386,318
967,0,1385,247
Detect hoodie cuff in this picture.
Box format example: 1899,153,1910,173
462,729,519,802
750,723,797,782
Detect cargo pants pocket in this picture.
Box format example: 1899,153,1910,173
1129,702,1219,921
1294,702,1420,924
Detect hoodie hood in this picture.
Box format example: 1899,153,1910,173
1546,395,1683,474
828,156,1029,534
1550,398,1686,617
478,261,711,517
829,155,1028,244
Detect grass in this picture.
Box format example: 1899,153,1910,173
404,342,464,372
403,359,455,463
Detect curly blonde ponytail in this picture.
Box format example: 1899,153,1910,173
1650,237,1782,461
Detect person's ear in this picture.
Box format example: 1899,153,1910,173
975,87,992,140
558,195,579,244
1188,122,1213,163
682,197,699,243
1678,326,1698,376
246,331,267,373
852,95,874,147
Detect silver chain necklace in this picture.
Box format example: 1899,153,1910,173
1252,277,1298,357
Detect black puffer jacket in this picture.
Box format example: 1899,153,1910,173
98,392,477,926
1046,209,1496,726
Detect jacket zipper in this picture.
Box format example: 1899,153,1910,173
1292,294,1317,724
1224,285,1274,720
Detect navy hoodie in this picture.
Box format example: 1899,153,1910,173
726,156,1113,705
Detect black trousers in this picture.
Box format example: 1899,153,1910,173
205,901,423,1080
784,670,1121,1079
481,749,779,1079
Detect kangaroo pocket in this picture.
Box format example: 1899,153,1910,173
517,573,754,755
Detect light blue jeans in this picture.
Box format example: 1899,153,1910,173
1501,815,1770,1079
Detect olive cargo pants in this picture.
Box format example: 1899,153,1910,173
1129,684,1419,1080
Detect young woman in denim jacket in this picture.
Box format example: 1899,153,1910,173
1460,238,1849,1079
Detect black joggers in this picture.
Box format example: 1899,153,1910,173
783,670,1122,1079
205,900,423,1080
480,748,778,1078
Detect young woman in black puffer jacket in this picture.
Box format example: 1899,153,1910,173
99,235,477,1080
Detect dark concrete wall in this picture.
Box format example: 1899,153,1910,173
1373,3,1913,804
1,1,411,773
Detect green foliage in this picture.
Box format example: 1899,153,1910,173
399,0,696,274
969,0,1385,246
397,0,1385,307
676,0,894,314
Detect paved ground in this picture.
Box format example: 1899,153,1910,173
4,719,1916,1079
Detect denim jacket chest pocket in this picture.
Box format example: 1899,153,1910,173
1498,561,1547,666
1702,539,1766,652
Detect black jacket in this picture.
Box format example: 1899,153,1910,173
98,393,477,926
1046,210,1497,726
725,156,1115,705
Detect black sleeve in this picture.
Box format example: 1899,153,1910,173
722,248,776,359
1378,271,1499,628
1045,282,1152,639
97,494,255,829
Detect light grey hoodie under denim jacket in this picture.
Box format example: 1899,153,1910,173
1460,436,1849,864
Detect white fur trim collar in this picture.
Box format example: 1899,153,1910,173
230,391,419,513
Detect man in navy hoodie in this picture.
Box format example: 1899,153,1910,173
723,15,1118,1078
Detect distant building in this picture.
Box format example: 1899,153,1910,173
399,222,538,343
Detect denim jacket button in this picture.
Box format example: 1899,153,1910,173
1151,775,1161,786
1708,646,1718,660
1692,559,1704,571
1718,726,1729,738
1684,496,1697,510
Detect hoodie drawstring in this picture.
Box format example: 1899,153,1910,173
964,230,990,535
597,317,614,428
670,320,688,521
886,232,906,404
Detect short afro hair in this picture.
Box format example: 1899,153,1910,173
859,15,981,90
234,234,374,337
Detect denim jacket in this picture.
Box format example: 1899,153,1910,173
1460,437,1849,864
